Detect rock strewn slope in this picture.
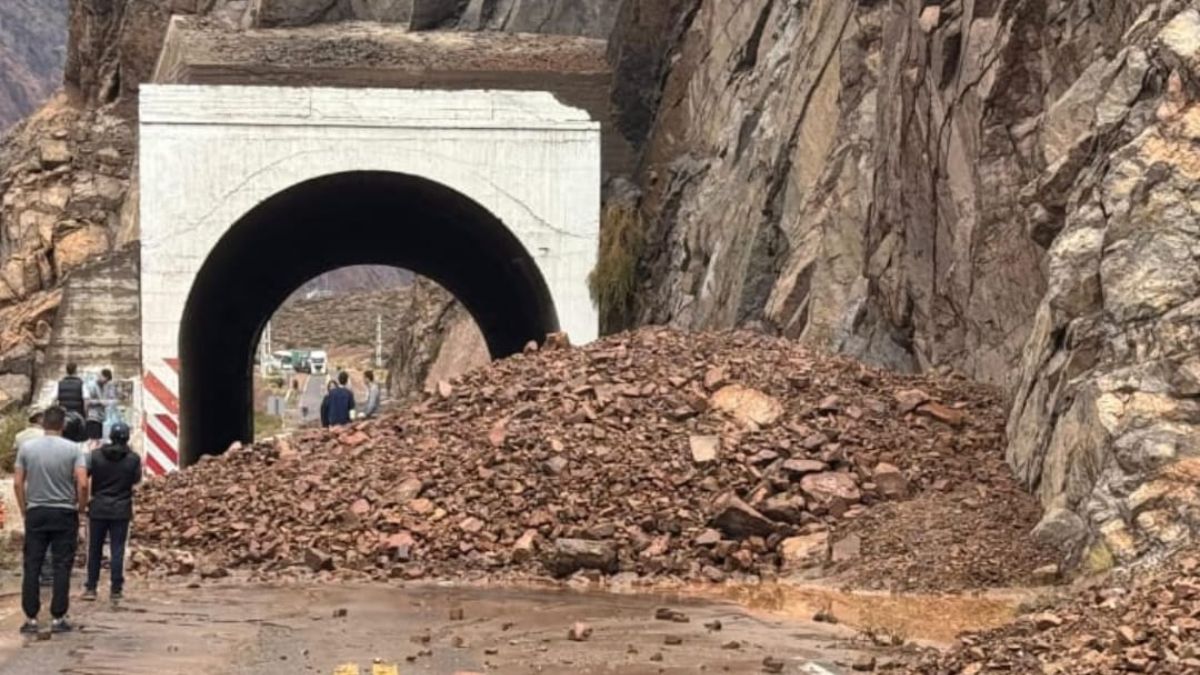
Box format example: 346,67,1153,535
133,329,1052,588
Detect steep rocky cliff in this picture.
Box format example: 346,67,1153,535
614,0,1200,564
0,0,69,132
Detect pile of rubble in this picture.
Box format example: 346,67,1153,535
133,329,1047,586
908,548,1200,674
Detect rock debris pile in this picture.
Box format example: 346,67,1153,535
909,549,1200,675
133,329,1038,585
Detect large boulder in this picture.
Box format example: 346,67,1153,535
542,538,619,577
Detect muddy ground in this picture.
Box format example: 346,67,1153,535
0,578,1032,674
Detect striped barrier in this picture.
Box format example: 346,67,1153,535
142,357,181,476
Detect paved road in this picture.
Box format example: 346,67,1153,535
298,373,326,424
0,582,878,674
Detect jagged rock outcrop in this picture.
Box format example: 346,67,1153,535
0,0,69,131
1007,6,1200,568
0,94,135,397
387,279,489,402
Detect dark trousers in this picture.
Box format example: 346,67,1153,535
86,518,130,593
23,508,79,620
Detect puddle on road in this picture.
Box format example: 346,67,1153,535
706,582,1024,645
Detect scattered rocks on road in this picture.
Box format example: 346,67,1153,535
906,549,1200,674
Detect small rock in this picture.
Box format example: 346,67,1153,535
704,620,722,632
304,548,334,572
543,539,618,577
872,463,908,500
332,608,348,618
689,435,721,464
779,532,829,569
694,529,722,546
512,529,539,562
567,622,592,642
664,635,683,646
711,385,784,428
852,654,877,671
711,495,776,538
816,395,842,413
916,401,966,427
781,459,828,477
893,389,931,414
762,656,785,673
721,640,741,650
1031,612,1063,631
449,607,465,621
831,534,862,563
650,652,663,662
1031,564,1060,585
704,367,728,390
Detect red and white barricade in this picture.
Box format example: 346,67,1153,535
141,357,181,476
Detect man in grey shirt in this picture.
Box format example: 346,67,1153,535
15,406,88,634
363,371,381,418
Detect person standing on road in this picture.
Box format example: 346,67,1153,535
14,406,88,634
56,363,85,419
363,371,381,418
82,422,140,602
320,371,356,427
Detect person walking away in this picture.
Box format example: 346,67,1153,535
56,363,85,419
320,379,336,428
82,422,140,602
14,406,87,634
324,371,356,427
363,371,381,418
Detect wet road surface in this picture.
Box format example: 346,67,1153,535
0,581,892,674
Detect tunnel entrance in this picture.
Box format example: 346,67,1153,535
178,171,558,465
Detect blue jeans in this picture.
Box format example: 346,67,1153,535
85,518,130,593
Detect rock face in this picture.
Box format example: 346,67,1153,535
0,0,68,131
614,0,1200,564
387,278,490,402
1007,7,1200,567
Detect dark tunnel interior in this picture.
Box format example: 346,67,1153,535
178,171,559,465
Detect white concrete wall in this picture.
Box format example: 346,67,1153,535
138,85,600,470
141,85,600,363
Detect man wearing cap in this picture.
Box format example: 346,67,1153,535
82,422,140,602
11,410,43,455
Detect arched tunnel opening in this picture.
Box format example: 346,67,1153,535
179,171,559,465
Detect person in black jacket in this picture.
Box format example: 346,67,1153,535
82,423,141,602
56,364,86,422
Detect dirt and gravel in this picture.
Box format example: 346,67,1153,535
0,581,893,675
905,546,1200,674
132,329,1054,591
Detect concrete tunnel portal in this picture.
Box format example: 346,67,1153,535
179,172,560,464
138,85,601,474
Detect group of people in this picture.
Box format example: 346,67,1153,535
319,369,380,427
55,363,119,445
9,364,141,634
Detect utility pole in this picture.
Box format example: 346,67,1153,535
261,321,272,376
375,314,383,367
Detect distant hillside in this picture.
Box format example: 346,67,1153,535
0,0,68,132
289,266,413,300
